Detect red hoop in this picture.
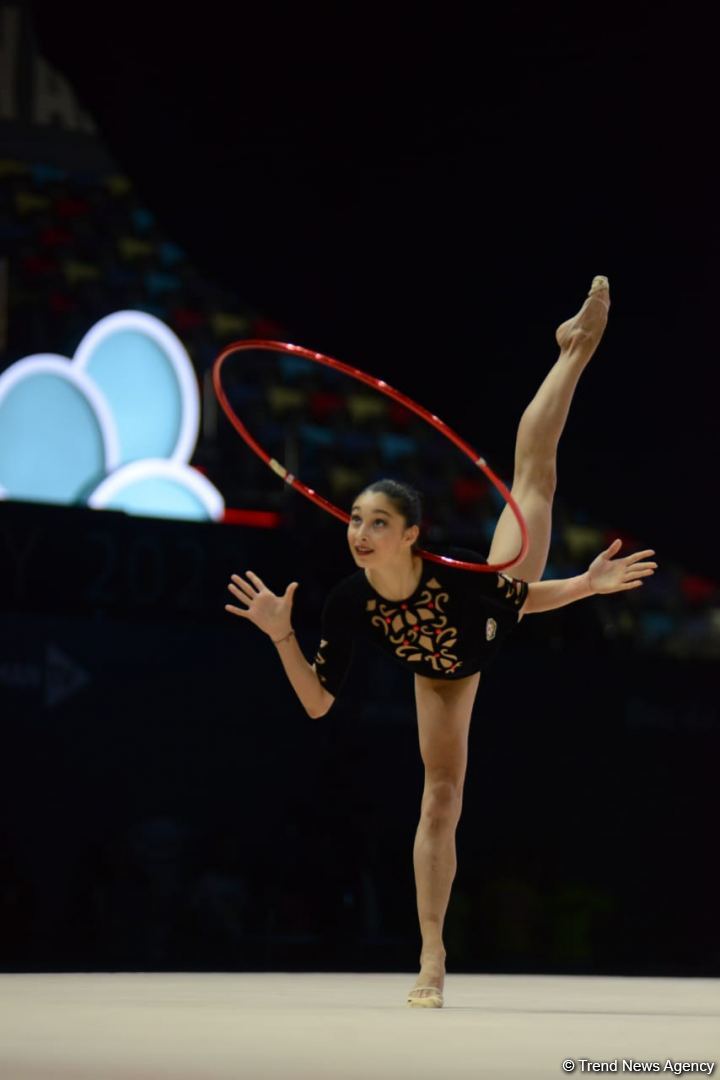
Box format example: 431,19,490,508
212,340,529,573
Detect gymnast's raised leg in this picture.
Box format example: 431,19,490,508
486,275,610,584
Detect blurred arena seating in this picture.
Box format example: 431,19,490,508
1,158,718,659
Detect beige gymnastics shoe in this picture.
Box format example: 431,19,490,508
588,274,610,301
555,275,610,354
407,985,444,1008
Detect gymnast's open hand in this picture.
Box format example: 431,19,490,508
587,539,657,594
225,570,299,640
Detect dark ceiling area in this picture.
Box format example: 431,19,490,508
30,4,717,572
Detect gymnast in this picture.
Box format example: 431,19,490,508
224,276,657,1007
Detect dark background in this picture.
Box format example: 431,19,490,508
2,501,717,974
0,3,716,976
31,2,718,575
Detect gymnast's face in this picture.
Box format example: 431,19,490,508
347,491,419,566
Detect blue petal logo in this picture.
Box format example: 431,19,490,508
0,311,224,522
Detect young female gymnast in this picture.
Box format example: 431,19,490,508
224,276,657,1007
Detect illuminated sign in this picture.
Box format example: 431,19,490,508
0,311,224,522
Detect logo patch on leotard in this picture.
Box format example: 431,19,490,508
486,618,497,642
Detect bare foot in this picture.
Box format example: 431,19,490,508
407,949,446,1006
555,275,611,360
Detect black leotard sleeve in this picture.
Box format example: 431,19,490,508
312,576,358,698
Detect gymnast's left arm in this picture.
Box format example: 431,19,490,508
521,539,658,615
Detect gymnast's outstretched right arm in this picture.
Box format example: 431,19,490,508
225,569,335,718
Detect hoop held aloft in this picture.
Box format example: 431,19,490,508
212,339,529,572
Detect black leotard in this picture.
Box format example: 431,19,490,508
313,546,528,698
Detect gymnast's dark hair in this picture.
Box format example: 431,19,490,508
356,478,423,551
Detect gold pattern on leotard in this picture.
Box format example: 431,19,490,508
314,640,328,684
367,576,462,675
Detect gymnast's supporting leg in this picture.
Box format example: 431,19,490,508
408,671,479,1005
407,280,610,1006
487,275,610,582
